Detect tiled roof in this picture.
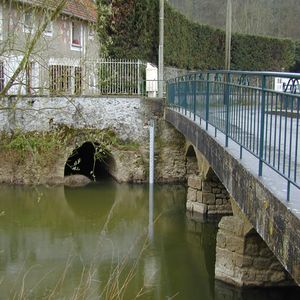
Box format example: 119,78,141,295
16,0,97,23
64,0,97,23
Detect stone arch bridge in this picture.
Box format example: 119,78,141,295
0,69,300,289
165,70,300,287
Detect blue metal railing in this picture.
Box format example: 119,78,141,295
167,71,300,201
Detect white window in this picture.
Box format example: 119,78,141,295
88,26,95,40
26,62,39,95
24,11,34,33
71,21,82,50
44,21,53,37
49,64,82,95
0,61,4,92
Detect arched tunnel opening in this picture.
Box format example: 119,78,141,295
64,142,115,181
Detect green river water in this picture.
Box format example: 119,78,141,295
0,181,299,300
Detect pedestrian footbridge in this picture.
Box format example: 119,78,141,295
165,71,300,286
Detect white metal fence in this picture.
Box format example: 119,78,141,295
0,57,163,97
87,58,144,95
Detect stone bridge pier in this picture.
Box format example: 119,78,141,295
185,143,232,216
215,202,293,287
184,142,294,287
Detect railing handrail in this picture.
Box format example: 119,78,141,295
168,70,300,83
167,70,300,202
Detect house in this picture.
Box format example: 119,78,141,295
0,0,100,95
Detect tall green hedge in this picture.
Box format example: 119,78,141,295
101,1,297,72
165,4,296,71
102,0,159,62
290,41,300,72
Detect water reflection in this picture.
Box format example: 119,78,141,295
0,183,299,299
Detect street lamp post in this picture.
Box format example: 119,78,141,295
225,0,232,70
158,0,164,98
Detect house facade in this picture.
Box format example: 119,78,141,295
0,0,100,95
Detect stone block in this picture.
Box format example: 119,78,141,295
216,233,227,249
215,248,236,278
270,271,286,283
212,188,221,194
188,175,202,189
270,261,285,272
225,235,244,254
259,247,273,258
221,204,232,212
210,182,219,188
187,188,197,202
196,190,203,202
202,181,212,192
253,257,272,270
216,199,223,206
235,254,253,268
218,216,244,237
254,271,268,283
186,200,207,215
244,243,259,256
186,200,193,211
202,192,215,205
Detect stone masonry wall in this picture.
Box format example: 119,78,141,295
186,175,232,215
0,96,188,185
215,216,293,287
0,96,162,143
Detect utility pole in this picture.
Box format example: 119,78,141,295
158,0,164,98
225,0,232,70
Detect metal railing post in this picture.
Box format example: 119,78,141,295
137,59,141,95
205,73,210,130
184,80,188,115
225,73,231,147
166,81,169,105
259,75,266,176
193,79,196,121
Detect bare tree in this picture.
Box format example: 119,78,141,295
0,0,68,96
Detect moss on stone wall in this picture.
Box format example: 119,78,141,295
0,127,120,185
0,120,189,185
